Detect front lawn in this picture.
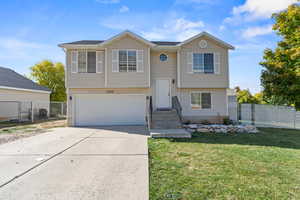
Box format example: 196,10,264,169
149,128,300,200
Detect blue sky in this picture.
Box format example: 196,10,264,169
0,0,297,93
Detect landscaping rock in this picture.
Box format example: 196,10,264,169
186,124,259,134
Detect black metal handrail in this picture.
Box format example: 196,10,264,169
172,96,182,121
146,96,153,129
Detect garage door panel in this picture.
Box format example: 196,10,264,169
75,94,146,126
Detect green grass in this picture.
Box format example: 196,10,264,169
149,128,300,200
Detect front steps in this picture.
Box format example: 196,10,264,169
150,109,191,138
152,109,182,129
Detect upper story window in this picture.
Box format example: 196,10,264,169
193,53,214,73
191,92,211,109
119,50,137,72
159,54,168,62
78,51,96,73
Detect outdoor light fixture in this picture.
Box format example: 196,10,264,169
69,96,72,101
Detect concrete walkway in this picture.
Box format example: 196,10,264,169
0,126,149,200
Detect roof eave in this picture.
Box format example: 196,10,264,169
176,31,235,50
99,30,156,47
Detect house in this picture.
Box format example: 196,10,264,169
58,30,234,127
0,66,51,121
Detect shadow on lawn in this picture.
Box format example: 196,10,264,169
168,128,300,150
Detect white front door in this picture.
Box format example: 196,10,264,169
156,79,171,109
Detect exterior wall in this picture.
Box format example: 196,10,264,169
67,88,150,126
179,35,229,88
178,88,228,123
150,51,177,109
66,35,150,89
66,49,106,88
106,35,150,88
0,88,50,120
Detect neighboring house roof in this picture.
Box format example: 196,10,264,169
58,30,234,49
0,66,51,93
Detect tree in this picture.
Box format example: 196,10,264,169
260,4,300,110
30,60,66,101
235,87,257,104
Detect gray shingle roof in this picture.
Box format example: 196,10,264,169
60,40,180,46
151,41,181,45
0,67,51,92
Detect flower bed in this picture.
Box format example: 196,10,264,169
183,124,259,134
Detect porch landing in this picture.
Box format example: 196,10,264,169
150,129,191,138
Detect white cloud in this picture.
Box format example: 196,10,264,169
96,0,120,4
100,12,205,41
119,5,129,13
0,37,64,69
226,0,297,23
141,17,204,41
242,24,273,38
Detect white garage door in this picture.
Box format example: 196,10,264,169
74,94,146,126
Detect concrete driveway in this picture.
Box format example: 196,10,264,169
0,126,149,200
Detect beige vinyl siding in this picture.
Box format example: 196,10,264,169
180,35,229,88
66,50,106,88
150,51,177,109
178,88,228,117
67,88,150,126
106,35,150,88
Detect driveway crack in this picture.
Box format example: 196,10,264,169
0,133,94,189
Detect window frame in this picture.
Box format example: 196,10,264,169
77,50,97,73
192,53,214,74
190,91,212,110
118,49,137,72
159,53,168,62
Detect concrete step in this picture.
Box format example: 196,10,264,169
152,116,180,121
150,129,191,138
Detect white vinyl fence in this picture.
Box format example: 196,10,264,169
236,103,300,129
0,101,66,122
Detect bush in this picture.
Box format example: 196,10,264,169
223,117,233,125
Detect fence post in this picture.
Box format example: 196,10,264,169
294,109,296,129
251,104,255,125
238,104,241,124
18,102,21,122
31,102,34,122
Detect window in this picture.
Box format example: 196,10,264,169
78,51,87,73
192,53,214,73
78,51,96,73
191,92,211,109
87,52,96,73
119,50,137,72
159,54,168,62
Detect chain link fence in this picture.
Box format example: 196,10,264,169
0,101,66,123
229,103,300,129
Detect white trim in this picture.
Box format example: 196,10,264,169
155,78,172,109
117,49,138,72
0,86,51,94
99,30,156,47
105,48,108,87
159,53,168,62
177,50,181,88
190,91,212,110
177,31,234,49
148,47,151,88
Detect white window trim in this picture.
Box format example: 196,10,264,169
78,50,98,73
159,53,168,62
118,49,138,72
192,52,215,74
190,91,212,110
